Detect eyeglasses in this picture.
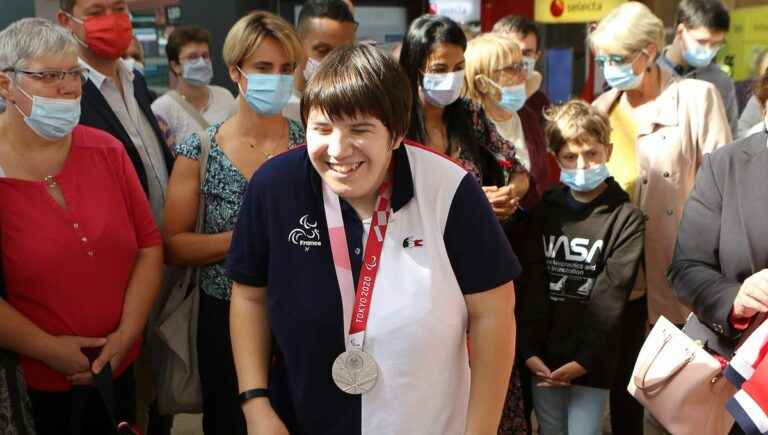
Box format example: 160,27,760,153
594,52,642,68
496,62,527,75
3,68,87,85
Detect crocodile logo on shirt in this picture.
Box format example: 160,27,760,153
289,215,321,251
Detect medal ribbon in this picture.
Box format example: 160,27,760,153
322,170,393,352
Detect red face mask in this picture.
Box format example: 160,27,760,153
71,12,133,60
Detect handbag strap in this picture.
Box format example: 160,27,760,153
69,363,141,435
634,333,696,392
167,90,209,132
195,129,212,234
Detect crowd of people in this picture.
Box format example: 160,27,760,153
0,0,766,434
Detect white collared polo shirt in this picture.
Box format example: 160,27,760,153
229,142,520,435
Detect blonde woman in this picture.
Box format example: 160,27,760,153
162,11,305,434
464,32,552,205
590,2,731,433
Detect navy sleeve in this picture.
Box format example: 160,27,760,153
444,174,521,294
227,175,269,287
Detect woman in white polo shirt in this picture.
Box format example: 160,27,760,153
227,44,519,435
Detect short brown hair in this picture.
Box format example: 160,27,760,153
301,44,412,142
492,15,539,47
165,26,210,66
222,10,301,67
544,100,612,154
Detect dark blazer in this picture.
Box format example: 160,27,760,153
668,129,768,343
79,70,173,196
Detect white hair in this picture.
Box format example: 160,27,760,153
0,18,78,71
589,2,665,56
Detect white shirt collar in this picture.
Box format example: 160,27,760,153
79,57,134,89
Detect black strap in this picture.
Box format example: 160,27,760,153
69,363,141,435
239,388,269,404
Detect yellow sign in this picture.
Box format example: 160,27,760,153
721,5,768,82
535,0,626,23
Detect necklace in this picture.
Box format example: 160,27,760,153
250,142,281,160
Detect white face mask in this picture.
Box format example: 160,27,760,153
303,57,321,82
421,70,465,108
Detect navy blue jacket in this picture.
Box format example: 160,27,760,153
79,71,173,196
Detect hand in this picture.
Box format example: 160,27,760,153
482,185,519,220
43,335,107,378
733,269,768,319
507,171,530,199
525,356,567,387
91,329,134,376
525,356,552,379
549,361,587,385
244,399,289,435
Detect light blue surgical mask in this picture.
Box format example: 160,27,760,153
422,70,465,107
560,164,610,192
523,56,536,75
682,34,719,68
238,68,294,115
182,57,214,86
14,86,81,140
123,57,144,75
603,62,643,91
489,80,527,113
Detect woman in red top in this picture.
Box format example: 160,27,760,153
0,18,162,434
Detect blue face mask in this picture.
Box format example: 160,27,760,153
489,79,527,113
603,62,643,91
560,164,610,192
14,86,81,140
682,34,719,68
182,58,213,86
238,68,294,115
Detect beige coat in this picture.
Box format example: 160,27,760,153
593,69,732,324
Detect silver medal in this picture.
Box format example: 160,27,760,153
331,349,379,394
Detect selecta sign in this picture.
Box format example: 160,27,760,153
535,0,626,23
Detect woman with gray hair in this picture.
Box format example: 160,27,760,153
0,18,162,434
589,2,731,434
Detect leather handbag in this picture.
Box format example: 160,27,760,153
628,316,736,435
152,130,212,415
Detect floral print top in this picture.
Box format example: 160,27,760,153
453,99,526,184
175,119,305,300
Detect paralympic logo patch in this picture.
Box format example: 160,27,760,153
289,215,322,250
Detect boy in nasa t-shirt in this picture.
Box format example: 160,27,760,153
520,100,644,435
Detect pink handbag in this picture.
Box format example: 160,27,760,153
628,316,735,435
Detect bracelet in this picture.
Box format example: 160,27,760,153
239,388,269,404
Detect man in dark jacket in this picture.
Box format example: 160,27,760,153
521,100,644,434
58,0,172,223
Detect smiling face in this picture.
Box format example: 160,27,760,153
306,110,400,206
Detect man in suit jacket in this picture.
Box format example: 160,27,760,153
58,0,172,223
669,128,768,349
